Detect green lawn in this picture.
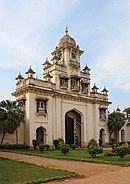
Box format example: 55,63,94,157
0,157,77,184
2,149,130,165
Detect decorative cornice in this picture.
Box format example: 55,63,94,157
12,85,111,106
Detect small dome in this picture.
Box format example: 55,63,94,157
43,58,51,66
25,66,35,74
58,27,76,47
92,83,98,90
102,87,108,93
15,72,24,80
83,65,90,72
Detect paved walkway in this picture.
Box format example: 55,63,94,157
0,152,130,184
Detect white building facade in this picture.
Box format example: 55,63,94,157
11,28,111,146
114,108,130,143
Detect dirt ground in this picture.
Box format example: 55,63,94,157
0,152,130,184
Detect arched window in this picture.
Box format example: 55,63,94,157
121,129,125,142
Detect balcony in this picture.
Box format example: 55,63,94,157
69,59,80,68
71,85,80,92
82,89,88,94
60,84,68,90
37,108,47,117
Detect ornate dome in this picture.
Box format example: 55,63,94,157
58,27,76,47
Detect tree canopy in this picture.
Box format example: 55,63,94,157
108,111,125,141
124,107,130,121
0,100,24,144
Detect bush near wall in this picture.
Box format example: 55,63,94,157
0,144,29,150
60,144,70,155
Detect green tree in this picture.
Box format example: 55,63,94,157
108,111,125,142
0,100,24,144
123,107,130,121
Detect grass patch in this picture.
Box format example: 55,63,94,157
0,157,78,184
1,149,130,166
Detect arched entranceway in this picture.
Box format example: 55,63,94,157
99,128,105,144
65,110,82,147
121,129,125,142
36,126,46,144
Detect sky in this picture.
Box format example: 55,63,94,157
0,0,130,112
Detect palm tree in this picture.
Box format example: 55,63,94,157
0,100,24,144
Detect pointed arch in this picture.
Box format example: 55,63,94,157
121,129,125,142
99,128,105,144
36,126,46,144
65,109,83,147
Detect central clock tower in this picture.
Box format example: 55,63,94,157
43,27,90,95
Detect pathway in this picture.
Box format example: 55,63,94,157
0,152,130,184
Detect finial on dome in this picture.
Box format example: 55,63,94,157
65,25,68,35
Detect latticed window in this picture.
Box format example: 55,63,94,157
99,108,106,119
60,78,68,88
71,78,80,90
36,100,47,113
81,83,88,94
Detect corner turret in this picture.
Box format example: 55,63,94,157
25,66,35,78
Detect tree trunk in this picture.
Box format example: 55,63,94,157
16,129,18,144
109,131,113,143
1,132,6,144
114,131,119,142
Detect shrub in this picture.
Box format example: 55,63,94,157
71,144,76,150
87,144,103,158
109,138,118,145
87,139,97,149
32,139,39,150
44,144,50,151
60,144,70,155
57,138,64,149
127,141,130,145
119,141,125,146
0,144,29,150
104,152,118,156
127,146,130,154
58,138,64,144
115,146,129,159
112,144,119,152
122,142,128,147
39,144,45,152
53,139,59,149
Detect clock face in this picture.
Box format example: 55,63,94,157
72,52,76,59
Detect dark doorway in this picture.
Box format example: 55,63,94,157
65,116,74,145
99,128,105,144
65,110,81,147
36,127,46,143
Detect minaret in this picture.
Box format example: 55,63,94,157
25,66,35,78
15,72,24,84
44,72,52,82
102,87,108,95
83,64,90,74
92,83,98,93
65,25,68,35
43,58,51,69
